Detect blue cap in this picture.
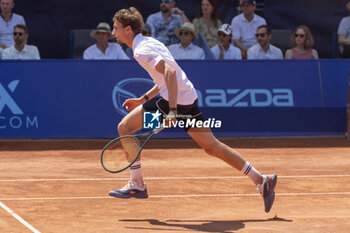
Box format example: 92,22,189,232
241,0,256,5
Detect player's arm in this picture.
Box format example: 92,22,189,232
155,60,178,112
122,84,159,111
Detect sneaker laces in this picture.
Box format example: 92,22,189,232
121,181,145,191
257,176,267,195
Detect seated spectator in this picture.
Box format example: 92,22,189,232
141,24,152,37
146,0,188,46
247,25,283,59
337,1,350,58
231,0,266,58
211,24,242,60
0,0,25,49
2,24,40,59
169,22,205,60
83,22,129,60
192,0,222,48
285,25,318,59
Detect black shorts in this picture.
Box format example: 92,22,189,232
142,96,205,132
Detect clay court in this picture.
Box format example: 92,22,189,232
0,137,350,233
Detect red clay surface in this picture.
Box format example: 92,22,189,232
0,137,350,232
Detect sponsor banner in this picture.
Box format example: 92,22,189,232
0,60,348,139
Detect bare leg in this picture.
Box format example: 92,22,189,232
117,105,144,186
187,127,263,185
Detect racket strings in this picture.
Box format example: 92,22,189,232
102,137,140,172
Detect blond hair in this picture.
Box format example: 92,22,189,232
291,25,314,49
113,7,144,35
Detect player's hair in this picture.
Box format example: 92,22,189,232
14,24,28,34
291,25,314,49
113,7,144,35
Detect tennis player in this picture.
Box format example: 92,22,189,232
109,7,277,213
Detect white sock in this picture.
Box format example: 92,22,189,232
241,162,261,185
129,161,144,186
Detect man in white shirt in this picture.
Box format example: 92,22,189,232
0,0,25,49
231,0,266,58
211,24,242,60
108,7,277,214
2,24,40,59
83,22,129,60
146,0,188,46
337,2,350,58
247,25,283,59
168,22,205,60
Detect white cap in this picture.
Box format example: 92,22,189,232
218,24,232,35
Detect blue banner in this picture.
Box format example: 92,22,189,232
0,59,348,139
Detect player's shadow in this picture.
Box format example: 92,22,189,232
120,216,293,232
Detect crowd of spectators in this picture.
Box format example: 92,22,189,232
0,0,349,60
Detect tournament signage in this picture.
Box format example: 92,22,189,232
0,60,348,138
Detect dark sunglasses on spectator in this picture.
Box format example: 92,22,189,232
295,34,305,38
13,32,24,36
160,0,171,3
255,33,266,38
218,32,228,37
179,31,190,36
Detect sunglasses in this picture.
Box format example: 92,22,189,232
179,31,190,36
295,34,305,38
13,32,24,36
255,33,266,38
218,32,228,37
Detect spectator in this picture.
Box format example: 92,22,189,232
168,22,205,60
2,24,39,59
192,0,222,48
0,0,25,49
285,25,318,59
337,1,350,58
146,0,188,46
141,24,152,37
247,25,283,59
83,22,129,60
211,24,242,60
231,0,266,58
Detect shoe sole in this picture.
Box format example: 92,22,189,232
264,174,277,213
109,191,148,199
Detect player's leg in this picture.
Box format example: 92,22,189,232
109,105,148,199
187,126,277,212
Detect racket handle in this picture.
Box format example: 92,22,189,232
153,126,164,134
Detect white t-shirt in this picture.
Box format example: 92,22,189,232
231,13,266,49
168,43,205,60
0,13,26,47
211,44,242,60
247,43,283,60
1,44,40,60
83,42,129,60
132,33,198,105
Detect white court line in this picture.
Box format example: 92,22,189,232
0,174,350,182
1,192,350,201
0,201,40,233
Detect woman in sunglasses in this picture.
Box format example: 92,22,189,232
285,25,319,59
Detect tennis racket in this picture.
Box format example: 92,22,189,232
100,127,163,173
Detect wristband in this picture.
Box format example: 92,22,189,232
143,94,149,101
169,108,177,111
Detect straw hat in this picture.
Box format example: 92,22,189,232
90,22,113,39
175,22,198,40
